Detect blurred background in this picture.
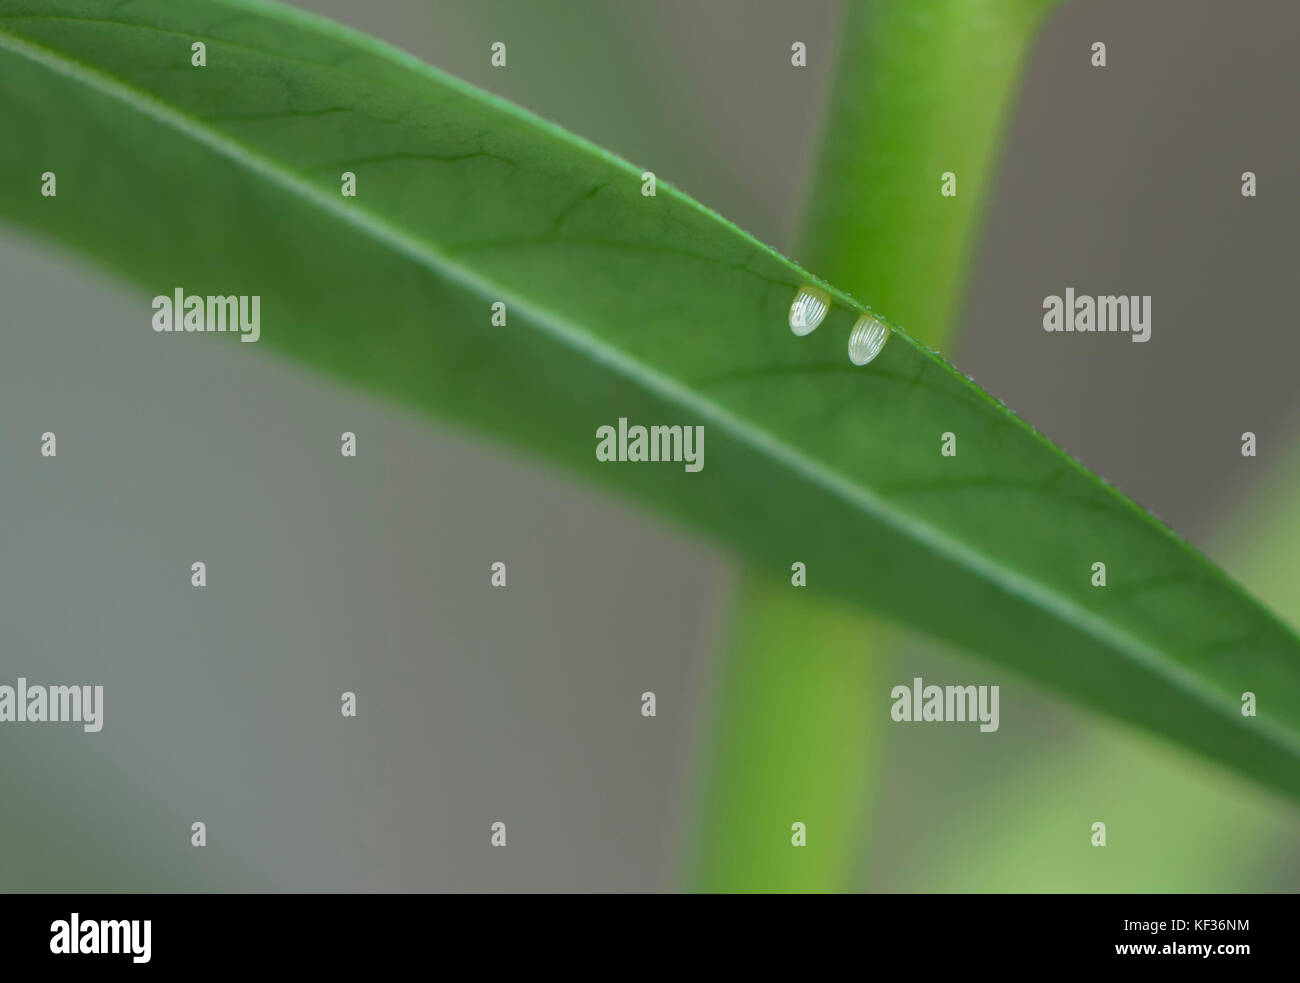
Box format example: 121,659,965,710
2,0,1298,891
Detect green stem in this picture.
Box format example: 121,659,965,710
687,0,1058,892
800,0,1058,341
687,577,882,891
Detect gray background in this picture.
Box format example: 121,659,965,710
1,0,1297,891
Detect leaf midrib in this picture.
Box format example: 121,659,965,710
3,9,1297,762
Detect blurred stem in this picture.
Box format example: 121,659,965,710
687,0,1057,891
799,0,1058,340
688,577,879,891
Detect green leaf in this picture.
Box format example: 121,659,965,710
3,0,1300,800
896,433,1300,892
1212,437,1300,629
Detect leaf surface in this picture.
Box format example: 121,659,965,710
3,0,1299,798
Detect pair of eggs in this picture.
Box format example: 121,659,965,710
789,286,890,366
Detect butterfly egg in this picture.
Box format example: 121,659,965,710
789,286,830,336
847,313,890,366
